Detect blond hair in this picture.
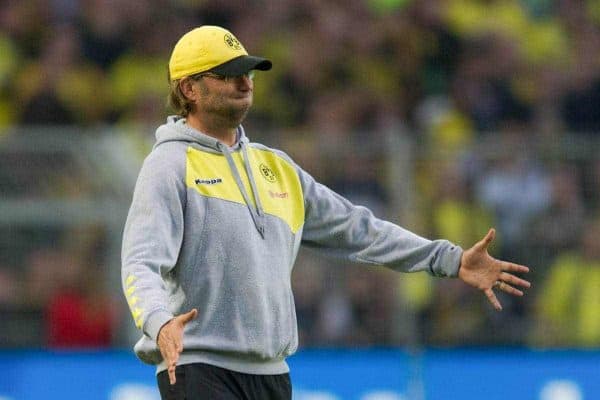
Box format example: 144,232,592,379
167,70,195,117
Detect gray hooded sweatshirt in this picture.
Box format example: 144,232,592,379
121,116,463,375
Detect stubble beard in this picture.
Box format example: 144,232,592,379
202,94,253,129
221,102,251,128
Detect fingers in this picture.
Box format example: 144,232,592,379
163,339,181,384
494,280,524,296
166,341,181,384
484,288,502,311
179,308,198,325
501,261,529,274
486,270,530,311
159,340,180,385
499,272,531,289
494,264,531,299
476,228,495,250
168,364,177,385
158,310,198,385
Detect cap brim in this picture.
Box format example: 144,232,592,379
210,55,272,76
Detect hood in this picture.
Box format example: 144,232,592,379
154,115,249,151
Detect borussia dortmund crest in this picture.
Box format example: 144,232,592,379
224,33,242,50
259,164,277,183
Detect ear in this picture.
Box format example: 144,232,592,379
179,78,198,102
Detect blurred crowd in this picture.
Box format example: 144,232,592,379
1,0,600,349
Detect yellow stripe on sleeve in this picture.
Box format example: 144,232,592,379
126,286,136,296
126,275,136,286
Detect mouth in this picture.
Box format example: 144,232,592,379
235,88,252,97
232,93,252,100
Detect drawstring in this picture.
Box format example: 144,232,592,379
218,142,265,239
241,143,264,217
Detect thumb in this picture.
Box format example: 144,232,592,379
476,228,495,250
178,308,198,325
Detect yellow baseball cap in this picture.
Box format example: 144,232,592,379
168,26,272,80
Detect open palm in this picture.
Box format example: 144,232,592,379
458,229,531,311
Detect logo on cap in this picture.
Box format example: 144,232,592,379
224,33,242,50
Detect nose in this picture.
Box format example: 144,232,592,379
235,74,253,90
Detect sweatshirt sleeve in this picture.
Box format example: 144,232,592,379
121,149,186,341
298,166,463,277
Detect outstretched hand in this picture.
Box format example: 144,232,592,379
157,309,198,385
458,229,530,311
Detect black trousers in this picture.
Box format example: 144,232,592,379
157,363,292,400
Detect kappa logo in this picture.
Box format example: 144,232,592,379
224,33,242,50
195,178,223,185
259,164,277,183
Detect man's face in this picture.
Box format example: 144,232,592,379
194,73,254,127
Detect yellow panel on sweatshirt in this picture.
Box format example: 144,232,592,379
249,147,305,233
186,147,249,206
185,146,305,233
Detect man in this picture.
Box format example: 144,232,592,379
121,25,530,400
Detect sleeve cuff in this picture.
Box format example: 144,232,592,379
432,242,463,278
144,309,174,342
